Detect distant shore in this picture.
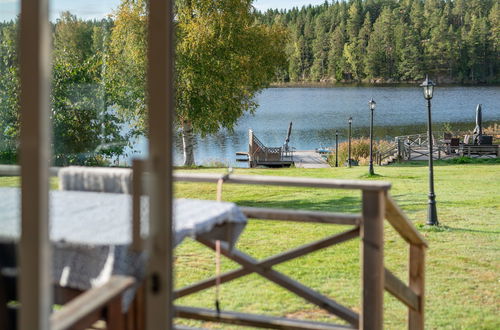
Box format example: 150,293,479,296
269,81,500,88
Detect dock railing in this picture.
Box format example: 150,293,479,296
174,172,428,329
248,130,292,167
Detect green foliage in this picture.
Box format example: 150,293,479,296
51,14,126,166
0,22,20,161
257,0,499,83
0,14,127,166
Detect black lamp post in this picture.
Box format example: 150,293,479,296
421,75,439,226
348,117,352,168
368,98,376,175
335,130,339,167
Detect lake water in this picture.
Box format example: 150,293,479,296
124,86,500,167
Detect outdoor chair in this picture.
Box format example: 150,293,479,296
449,138,460,154
58,166,132,193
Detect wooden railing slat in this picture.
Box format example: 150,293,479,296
174,173,391,191
240,206,361,225
384,268,419,311
361,190,385,330
176,228,360,298
50,275,135,330
175,306,354,330
0,164,59,177
385,195,428,247
197,237,359,327
409,245,426,330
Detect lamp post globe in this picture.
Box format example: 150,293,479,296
420,75,439,226
348,117,352,168
368,98,376,175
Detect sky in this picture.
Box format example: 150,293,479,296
0,0,328,22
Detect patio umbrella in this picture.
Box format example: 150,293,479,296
473,104,482,144
474,104,482,135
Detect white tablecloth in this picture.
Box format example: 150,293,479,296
0,188,247,307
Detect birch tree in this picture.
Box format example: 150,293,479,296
107,0,287,165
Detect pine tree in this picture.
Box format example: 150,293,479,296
365,7,397,80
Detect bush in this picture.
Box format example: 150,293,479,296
327,138,391,167
0,149,18,164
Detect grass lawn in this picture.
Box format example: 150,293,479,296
1,161,499,328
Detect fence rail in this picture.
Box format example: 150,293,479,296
376,132,499,164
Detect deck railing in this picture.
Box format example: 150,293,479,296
0,166,428,329
173,172,428,330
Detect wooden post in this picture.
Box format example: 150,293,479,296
146,0,175,328
248,130,254,167
409,245,425,330
361,190,385,330
19,0,52,329
132,159,144,252
396,138,401,162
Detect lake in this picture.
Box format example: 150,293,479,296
124,86,500,167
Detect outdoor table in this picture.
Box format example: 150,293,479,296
0,187,246,307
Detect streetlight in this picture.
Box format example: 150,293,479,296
420,75,439,226
335,130,339,167
368,98,376,175
348,117,352,168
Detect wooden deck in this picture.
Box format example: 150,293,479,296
293,150,330,168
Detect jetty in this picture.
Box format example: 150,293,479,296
293,150,330,168
237,130,329,168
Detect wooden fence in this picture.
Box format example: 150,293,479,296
0,166,427,329
173,172,428,330
376,132,499,164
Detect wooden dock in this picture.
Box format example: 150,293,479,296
240,130,331,168
293,150,330,168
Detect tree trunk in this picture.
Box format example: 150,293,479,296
181,119,195,166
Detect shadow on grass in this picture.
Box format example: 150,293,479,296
358,173,384,179
234,196,362,214
416,224,499,235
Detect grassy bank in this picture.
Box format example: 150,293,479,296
1,163,498,328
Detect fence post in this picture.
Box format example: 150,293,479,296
361,190,385,330
396,138,401,162
409,244,426,330
248,130,254,167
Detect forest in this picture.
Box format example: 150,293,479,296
257,0,499,84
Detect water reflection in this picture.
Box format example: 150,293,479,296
126,86,500,167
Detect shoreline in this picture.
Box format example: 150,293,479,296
269,81,500,88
